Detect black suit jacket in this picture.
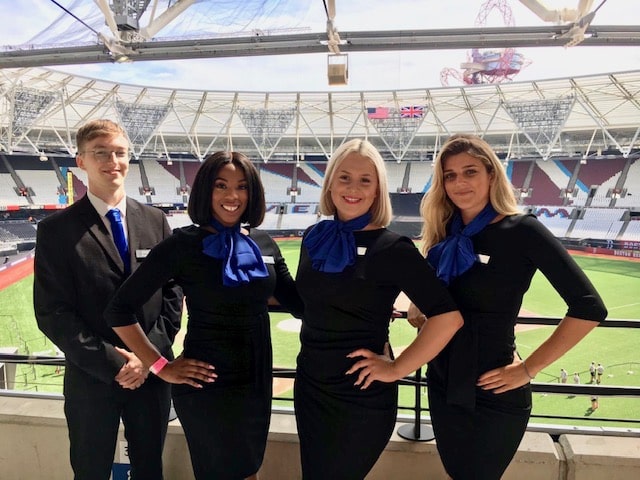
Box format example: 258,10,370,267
33,195,183,384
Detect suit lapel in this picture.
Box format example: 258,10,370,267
77,195,126,273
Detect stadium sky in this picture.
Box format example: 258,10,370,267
1,0,639,91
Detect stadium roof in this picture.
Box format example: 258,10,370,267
1,66,639,163
1,2,639,163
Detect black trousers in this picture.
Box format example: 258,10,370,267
63,363,171,480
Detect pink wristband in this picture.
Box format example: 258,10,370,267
149,356,169,375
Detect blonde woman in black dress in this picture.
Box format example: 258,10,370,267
409,134,607,479
294,138,464,479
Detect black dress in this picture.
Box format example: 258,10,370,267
106,225,303,480
427,215,607,480
294,228,458,480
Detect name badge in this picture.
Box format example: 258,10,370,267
478,254,490,264
357,247,367,256
262,256,275,264
136,249,151,259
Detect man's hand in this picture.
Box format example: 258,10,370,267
114,347,149,390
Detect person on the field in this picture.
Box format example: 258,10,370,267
560,368,568,383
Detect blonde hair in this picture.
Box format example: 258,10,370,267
76,119,127,153
319,138,392,226
419,133,520,254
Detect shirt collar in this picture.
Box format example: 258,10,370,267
87,191,127,218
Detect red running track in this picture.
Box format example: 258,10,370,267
0,257,34,291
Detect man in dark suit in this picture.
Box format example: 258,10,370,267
33,119,183,480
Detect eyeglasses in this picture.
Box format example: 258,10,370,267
81,149,131,162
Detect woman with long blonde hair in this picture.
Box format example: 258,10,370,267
410,133,607,479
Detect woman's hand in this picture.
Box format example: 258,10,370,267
476,356,530,394
156,354,217,388
345,343,399,389
407,303,426,329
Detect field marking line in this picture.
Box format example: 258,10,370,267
607,302,640,311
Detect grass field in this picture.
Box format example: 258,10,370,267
1,239,639,429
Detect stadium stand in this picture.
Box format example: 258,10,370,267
259,212,281,231
0,221,36,242
385,162,406,192
0,173,29,206
296,162,325,186
14,169,60,205
573,157,628,207
569,208,626,240
614,158,640,208
260,164,296,203
623,219,640,241
141,158,184,204
507,160,531,196
527,163,562,205
279,213,318,232
2,154,639,247
535,159,570,193
164,211,193,231
121,162,148,203
406,162,433,194
292,162,323,203
533,205,574,238
180,161,201,189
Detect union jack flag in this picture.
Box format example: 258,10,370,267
400,105,424,118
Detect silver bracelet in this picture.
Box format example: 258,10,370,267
522,360,535,380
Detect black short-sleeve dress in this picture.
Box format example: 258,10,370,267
294,228,458,480
106,225,302,480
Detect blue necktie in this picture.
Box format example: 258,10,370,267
106,208,130,273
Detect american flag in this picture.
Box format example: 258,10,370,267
400,105,424,118
367,107,390,119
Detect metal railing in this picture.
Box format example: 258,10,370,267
1,315,639,440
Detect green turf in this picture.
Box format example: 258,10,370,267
0,274,62,392
524,256,640,319
1,239,639,428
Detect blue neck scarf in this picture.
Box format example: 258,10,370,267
427,203,498,285
202,218,269,287
303,212,372,273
